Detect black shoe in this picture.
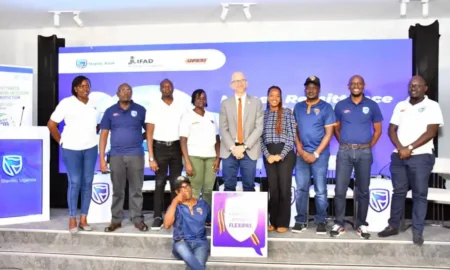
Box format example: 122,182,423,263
378,226,399,238
292,223,307,233
151,217,163,231
330,224,345,237
316,223,327,235
356,225,371,240
413,234,424,246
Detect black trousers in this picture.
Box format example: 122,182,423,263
153,140,183,218
263,143,296,228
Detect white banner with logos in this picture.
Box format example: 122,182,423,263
0,65,33,126
59,49,226,74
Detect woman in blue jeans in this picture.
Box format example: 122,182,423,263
47,75,100,233
164,177,210,270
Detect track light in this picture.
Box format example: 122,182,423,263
219,2,256,21
53,12,60,27
243,4,252,20
221,4,229,21
400,0,409,17
421,0,429,17
73,12,84,27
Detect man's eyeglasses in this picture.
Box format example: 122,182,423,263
232,79,246,84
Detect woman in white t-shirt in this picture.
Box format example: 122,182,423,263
179,89,220,213
47,76,100,234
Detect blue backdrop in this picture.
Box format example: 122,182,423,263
58,40,412,176
0,139,43,218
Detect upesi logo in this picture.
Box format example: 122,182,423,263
186,58,207,63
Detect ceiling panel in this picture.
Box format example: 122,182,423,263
0,0,404,11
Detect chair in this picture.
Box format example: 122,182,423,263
401,157,450,231
142,179,171,193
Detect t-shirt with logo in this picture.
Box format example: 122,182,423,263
100,101,146,156
179,110,219,158
334,96,384,144
172,199,211,243
390,96,443,155
293,100,336,154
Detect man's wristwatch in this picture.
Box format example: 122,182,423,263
149,157,155,162
313,152,320,158
407,145,414,150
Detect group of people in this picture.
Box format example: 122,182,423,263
48,71,443,270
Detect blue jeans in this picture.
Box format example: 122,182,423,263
222,152,257,191
61,145,98,217
295,153,330,224
334,147,372,228
173,241,209,270
389,153,435,234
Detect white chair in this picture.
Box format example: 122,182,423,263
217,157,264,192
142,180,171,193
218,182,261,192
402,157,450,230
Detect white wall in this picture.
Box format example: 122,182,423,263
0,18,448,156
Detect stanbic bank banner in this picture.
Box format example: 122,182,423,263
0,65,33,126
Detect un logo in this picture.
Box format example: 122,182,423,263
2,155,23,177
369,188,390,213
76,59,88,69
92,183,110,205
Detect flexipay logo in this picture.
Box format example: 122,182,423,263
185,58,207,64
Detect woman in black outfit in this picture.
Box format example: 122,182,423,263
260,86,296,233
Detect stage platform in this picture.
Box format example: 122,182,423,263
1,209,450,270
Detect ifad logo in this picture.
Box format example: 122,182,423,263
92,183,110,205
2,155,23,177
369,188,390,213
76,59,88,68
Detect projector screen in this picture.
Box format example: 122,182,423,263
58,40,412,176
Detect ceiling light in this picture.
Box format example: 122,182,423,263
421,0,429,17
53,12,60,27
400,0,409,17
73,12,84,27
221,4,229,21
220,2,256,21
243,4,252,20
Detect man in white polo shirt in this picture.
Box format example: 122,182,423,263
145,79,188,230
378,76,443,245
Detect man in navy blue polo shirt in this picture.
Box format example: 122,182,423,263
293,76,336,235
331,75,383,239
164,176,210,270
99,83,148,232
